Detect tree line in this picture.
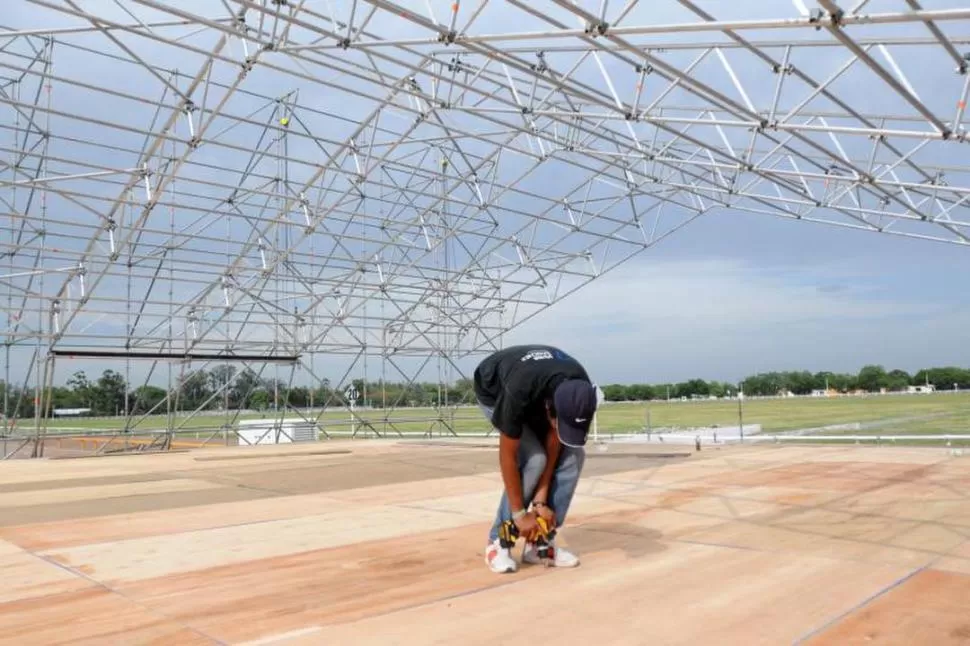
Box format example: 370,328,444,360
0,367,477,419
601,365,970,401
1,364,967,421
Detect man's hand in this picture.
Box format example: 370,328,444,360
533,501,556,528
514,510,540,540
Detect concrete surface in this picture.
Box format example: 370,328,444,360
1,440,969,644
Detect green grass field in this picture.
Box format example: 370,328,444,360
23,391,970,439
596,393,970,435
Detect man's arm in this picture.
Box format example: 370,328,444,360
532,430,561,506
498,433,525,512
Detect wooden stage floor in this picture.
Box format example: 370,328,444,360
2,440,970,644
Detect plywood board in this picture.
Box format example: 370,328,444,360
1,443,968,645
805,569,970,644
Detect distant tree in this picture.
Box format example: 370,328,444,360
250,390,270,410
231,369,262,408
93,370,127,415
675,379,709,398
886,369,911,391
208,365,237,400
129,385,168,415
67,370,93,408
283,386,307,408
627,383,655,400
178,370,213,411
914,367,970,390
856,365,888,392
787,371,816,395
601,384,628,401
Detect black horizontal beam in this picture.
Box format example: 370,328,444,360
49,349,300,363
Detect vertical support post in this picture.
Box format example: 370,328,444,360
768,46,792,126
738,382,745,443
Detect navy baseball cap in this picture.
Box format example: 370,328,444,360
553,379,598,447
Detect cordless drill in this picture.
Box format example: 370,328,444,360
498,515,556,566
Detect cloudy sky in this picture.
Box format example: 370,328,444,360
506,207,970,385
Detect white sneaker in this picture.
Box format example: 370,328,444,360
522,540,580,568
485,539,518,573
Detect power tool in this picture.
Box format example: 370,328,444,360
498,515,556,566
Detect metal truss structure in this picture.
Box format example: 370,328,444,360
2,1,969,456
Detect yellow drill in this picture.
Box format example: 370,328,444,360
498,516,555,566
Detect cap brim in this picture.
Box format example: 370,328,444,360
556,420,589,448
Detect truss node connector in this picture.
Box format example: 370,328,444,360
187,307,200,340
808,9,826,30
221,274,232,307
188,135,202,150
106,218,119,261
585,20,609,36
50,298,61,333
447,56,464,73
339,37,351,50
531,51,547,73
959,53,970,75
828,8,845,28
437,30,458,45
242,56,257,74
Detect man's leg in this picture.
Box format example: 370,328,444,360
521,443,586,567
547,443,586,530
486,426,546,543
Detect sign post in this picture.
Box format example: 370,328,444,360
345,385,358,436
592,384,606,444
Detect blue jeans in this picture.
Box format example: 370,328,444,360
479,402,586,543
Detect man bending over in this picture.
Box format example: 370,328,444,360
473,345,598,573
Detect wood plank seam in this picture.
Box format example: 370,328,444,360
791,565,928,644
27,550,225,645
